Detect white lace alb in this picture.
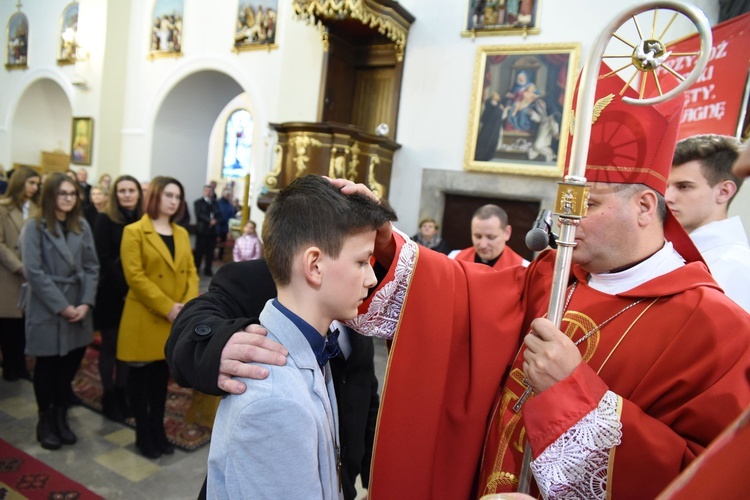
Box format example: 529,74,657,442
346,228,417,340
530,391,623,499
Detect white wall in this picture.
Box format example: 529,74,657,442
11,79,72,166
390,0,722,233
3,0,744,237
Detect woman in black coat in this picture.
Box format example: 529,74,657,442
92,175,143,421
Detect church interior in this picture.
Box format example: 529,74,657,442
1,0,749,497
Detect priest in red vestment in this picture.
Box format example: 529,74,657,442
451,204,529,269
342,63,750,499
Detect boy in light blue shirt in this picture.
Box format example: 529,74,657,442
207,175,396,499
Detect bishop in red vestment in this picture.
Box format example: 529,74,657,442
345,64,750,499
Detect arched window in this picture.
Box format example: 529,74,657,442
222,109,253,179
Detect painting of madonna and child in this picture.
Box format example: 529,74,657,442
465,44,580,177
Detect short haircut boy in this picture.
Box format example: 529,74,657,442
208,175,396,498
262,175,397,285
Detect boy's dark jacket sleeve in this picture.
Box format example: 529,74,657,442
165,259,277,395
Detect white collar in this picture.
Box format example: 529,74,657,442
588,241,685,295
690,216,749,250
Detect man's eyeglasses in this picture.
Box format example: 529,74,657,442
57,191,78,199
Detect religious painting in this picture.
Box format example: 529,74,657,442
465,43,580,178
148,0,183,60
71,117,93,166
234,0,278,52
462,0,541,37
5,11,29,70
222,109,254,179
57,2,79,65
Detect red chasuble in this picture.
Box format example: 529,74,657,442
454,245,527,270
355,232,750,499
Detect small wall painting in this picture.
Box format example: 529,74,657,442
234,0,278,52
6,11,29,70
149,0,183,59
71,117,93,166
463,0,541,37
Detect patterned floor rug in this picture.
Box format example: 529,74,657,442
0,438,104,499
72,346,213,451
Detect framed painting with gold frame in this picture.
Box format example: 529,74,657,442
71,117,93,166
148,0,183,60
464,43,580,178
5,11,29,70
233,0,278,52
462,0,541,38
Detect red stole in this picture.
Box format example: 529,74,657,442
365,237,536,499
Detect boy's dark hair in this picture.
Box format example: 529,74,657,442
262,175,397,285
673,135,743,203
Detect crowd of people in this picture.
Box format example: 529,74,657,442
0,168,262,458
1,118,749,497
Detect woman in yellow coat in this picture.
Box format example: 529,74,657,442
117,176,198,459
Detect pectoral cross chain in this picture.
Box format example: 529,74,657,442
512,283,645,413
513,379,534,412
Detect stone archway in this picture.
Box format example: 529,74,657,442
149,70,244,211
11,78,72,170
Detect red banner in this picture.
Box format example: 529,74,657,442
669,12,750,139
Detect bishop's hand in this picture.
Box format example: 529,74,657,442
326,176,396,265
522,318,582,394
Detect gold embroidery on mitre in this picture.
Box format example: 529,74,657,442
569,93,615,136
586,165,668,184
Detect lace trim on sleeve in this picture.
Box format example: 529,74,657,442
530,391,622,500
346,228,417,340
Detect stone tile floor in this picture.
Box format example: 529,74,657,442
0,261,387,499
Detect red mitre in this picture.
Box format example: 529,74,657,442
565,62,704,264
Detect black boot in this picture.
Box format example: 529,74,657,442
114,387,132,420
151,417,174,455
102,390,125,422
135,417,161,459
54,406,77,445
36,410,61,450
